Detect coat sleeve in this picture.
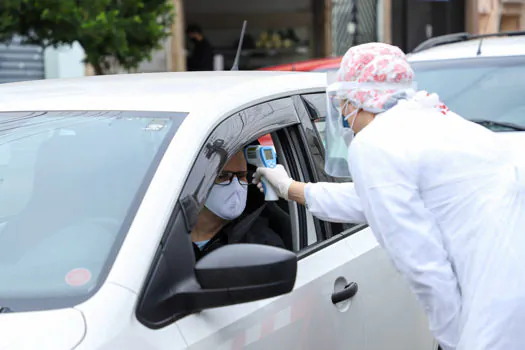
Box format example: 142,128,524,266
349,140,461,350
304,182,367,224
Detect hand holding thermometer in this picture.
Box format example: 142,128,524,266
245,145,279,201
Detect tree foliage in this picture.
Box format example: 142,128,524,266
0,0,174,74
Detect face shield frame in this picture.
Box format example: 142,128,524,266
323,80,418,178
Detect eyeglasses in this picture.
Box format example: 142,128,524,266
215,171,252,186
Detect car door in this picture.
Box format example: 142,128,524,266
297,93,438,350
131,95,374,350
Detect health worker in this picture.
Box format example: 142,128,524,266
254,42,525,350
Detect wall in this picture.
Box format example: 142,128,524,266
478,0,501,33
500,1,525,31
0,36,45,83
136,37,171,73
500,13,520,30
170,0,186,71
44,42,85,79
473,0,525,34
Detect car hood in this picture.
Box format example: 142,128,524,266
0,308,85,350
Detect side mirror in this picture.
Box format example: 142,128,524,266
179,244,297,315
136,243,297,327
195,243,297,305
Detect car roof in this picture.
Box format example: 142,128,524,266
0,71,326,114
407,35,525,62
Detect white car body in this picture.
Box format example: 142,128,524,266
0,72,438,350
406,35,525,61
407,34,525,149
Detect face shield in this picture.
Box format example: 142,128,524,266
324,80,417,178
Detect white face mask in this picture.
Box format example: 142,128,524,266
205,178,248,220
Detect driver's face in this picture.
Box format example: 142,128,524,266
215,152,248,185
224,152,247,173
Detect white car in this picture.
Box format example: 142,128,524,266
409,31,525,133
0,72,438,349
407,32,525,159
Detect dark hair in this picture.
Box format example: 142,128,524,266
186,24,203,35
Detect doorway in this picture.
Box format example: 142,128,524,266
392,0,466,53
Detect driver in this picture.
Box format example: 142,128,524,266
191,151,284,260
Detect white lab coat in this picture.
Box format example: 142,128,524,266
305,99,525,350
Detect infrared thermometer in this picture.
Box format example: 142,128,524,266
245,145,279,201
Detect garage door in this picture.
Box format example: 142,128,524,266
0,36,45,84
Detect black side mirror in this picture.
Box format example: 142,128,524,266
189,244,297,310
195,243,297,304
177,244,297,316
136,243,297,328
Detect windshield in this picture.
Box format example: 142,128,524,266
411,56,525,131
0,111,185,312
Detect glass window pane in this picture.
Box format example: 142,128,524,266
0,111,185,311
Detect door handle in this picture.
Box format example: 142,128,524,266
331,282,358,304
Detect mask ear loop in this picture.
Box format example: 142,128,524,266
341,100,350,128
349,106,360,131
343,101,360,132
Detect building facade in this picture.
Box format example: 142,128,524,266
93,0,525,74
377,0,525,53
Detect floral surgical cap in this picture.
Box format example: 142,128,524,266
335,42,415,113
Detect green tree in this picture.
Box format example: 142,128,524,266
0,0,174,75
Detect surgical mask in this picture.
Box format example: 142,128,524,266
205,178,248,221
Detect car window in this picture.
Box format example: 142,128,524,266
299,93,358,237
270,129,322,249
301,94,328,146
138,97,307,327
249,131,323,250
0,111,185,312
411,56,525,130
302,93,353,182
191,134,300,257
187,98,309,255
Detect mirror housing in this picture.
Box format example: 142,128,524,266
195,243,297,301
191,243,297,307
137,243,298,327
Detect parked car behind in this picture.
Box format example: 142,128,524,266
257,57,342,73
408,31,525,135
